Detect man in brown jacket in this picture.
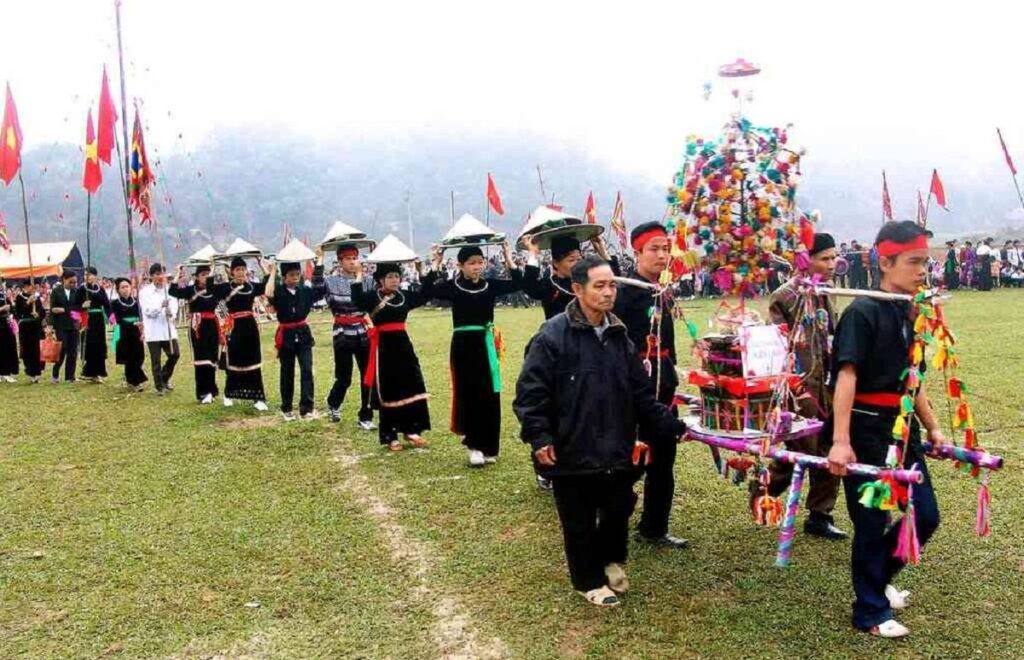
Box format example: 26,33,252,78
756,233,846,540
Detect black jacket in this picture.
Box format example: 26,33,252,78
514,299,684,477
47,285,81,333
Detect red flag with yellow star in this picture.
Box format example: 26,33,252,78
82,109,102,193
0,84,23,186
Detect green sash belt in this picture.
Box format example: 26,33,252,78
112,317,139,353
453,323,501,393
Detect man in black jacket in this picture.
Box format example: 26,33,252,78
515,255,685,607
47,269,82,383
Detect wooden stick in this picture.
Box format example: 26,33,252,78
16,170,34,286
115,0,138,279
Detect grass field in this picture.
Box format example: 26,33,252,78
1,290,1022,659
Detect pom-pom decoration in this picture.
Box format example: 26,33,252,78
665,116,819,296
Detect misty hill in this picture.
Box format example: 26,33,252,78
1,129,1021,275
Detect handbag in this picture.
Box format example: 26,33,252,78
40,336,63,363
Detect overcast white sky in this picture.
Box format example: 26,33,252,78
2,0,1022,202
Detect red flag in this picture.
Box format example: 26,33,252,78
881,170,894,223
609,192,627,250
128,107,155,225
82,109,102,193
97,66,118,165
584,191,597,224
0,84,24,186
486,173,504,215
916,189,926,227
997,128,1017,177
929,169,948,210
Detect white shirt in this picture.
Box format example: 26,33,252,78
139,283,179,342
1008,248,1021,268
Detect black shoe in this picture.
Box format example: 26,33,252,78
328,408,341,423
536,475,553,491
804,518,848,540
635,532,689,549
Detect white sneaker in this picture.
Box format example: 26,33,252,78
605,563,629,594
468,450,486,467
358,420,376,431
282,411,297,422
254,401,269,412
200,393,214,405
578,586,620,607
885,585,911,611
871,619,910,638
4,376,16,383
223,397,234,407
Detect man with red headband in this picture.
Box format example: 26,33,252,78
827,221,947,638
612,221,687,550
757,233,847,541
323,244,375,429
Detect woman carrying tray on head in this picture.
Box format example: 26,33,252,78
421,240,523,467
351,245,432,452
211,256,271,410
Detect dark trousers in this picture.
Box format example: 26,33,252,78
842,416,941,630
280,344,314,414
52,328,79,381
195,365,219,400
327,343,372,421
147,340,180,392
552,471,634,592
768,432,840,521
637,396,679,539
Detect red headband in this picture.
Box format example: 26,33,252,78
337,247,359,258
632,228,668,251
876,235,929,258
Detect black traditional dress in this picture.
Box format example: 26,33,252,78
14,292,44,377
111,296,148,387
522,266,576,320
353,281,431,444
943,249,959,291
0,291,19,377
79,283,111,379
421,268,523,456
212,280,267,401
170,282,222,400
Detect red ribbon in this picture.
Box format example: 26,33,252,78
333,314,367,326
224,310,254,337
192,311,225,345
363,322,408,388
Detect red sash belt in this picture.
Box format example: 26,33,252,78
334,314,367,326
224,310,255,336
275,320,309,351
854,392,902,408
364,322,408,388
192,311,225,344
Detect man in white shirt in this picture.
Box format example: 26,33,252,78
139,263,181,394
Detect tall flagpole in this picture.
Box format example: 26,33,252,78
404,189,414,251
535,165,547,202
115,0,138,280
86,193,92,268
16,171,34,285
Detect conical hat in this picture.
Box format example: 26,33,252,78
517,206,582,245
185,244,217,264
521,223,606,250
444,214,495,242
221,238,263,258
441,213,506,248
276,238,317,262
319,221,374,250
364,234,418,263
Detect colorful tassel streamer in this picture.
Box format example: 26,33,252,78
976,477,991,538
892,495,921,566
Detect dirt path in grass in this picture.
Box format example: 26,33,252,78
332,448,508,660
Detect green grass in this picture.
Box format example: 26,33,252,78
1,290,1022,658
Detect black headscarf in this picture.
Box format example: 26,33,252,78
373,262,402,282
457,246,483,264
810,233,836,256
551,236,581,261
230,256,247,270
